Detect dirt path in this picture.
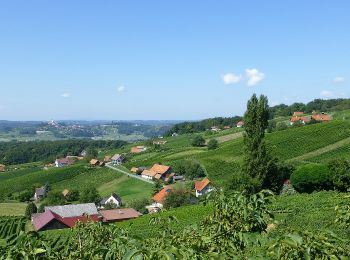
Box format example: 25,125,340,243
287,137,350,162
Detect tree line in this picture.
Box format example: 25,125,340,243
0,140,127,165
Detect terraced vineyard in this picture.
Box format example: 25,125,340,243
0,217,26,239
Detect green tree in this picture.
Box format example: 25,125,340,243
25,202,37,219
18,190,33,202
207,139,219,150
241,94,270,190
152,182,163,195
66,190,80,202
128,198,150,214
163,188,191,209
328,159,350,192
80,188,100,204
173,159,205,179
192,135,205,147
46,191,65,205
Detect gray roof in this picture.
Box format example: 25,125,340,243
35,187,46,196
45,203,98,218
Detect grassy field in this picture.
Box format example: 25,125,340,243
0,203,27,216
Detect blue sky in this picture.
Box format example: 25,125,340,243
0,1,349,120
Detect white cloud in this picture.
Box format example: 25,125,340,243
61,93,71,98
245,68,265,86
117,85,126,92
333,76,345,83
320,90,336,98
221,73,242,85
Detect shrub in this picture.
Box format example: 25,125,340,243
328,159,350,192
290,164,333,193
192,135,205,147
163,188,191,209
172,159,205,180
207,139,219,150
25,202,37,219
128,198,150,214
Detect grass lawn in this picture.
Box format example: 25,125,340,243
0,202,27,216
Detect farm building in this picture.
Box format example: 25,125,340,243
55,158,74,167
111,154,125,164
290,116,310,125
195,178,213,197
149,164,173,181
153,140,167,145
90,159,100,166
99,193,122,208
104,156,112,162
147,187,173,212
0,164,5,172
34,187,47,201
99,208,142,223
141,169,157,180
31,203,100,232
236,121,244,128
131,146,147,154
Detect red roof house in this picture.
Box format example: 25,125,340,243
195,178,213,197
153,187,173,205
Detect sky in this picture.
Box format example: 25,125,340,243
0,1,349,120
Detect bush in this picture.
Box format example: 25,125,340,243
128,198,150,214
18,190,33,202
207,139,219,150
163,188,191,209
192,135,205,147
80,188,100,204
328,159,350,192
46,191,66,205
290,164,334,193
25,202,37,219
173,159,205,180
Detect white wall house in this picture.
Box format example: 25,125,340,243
195,178,213,197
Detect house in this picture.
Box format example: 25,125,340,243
164,173,175,182
195,178,213,197
99,208,142,223
34,187,47,201
31,203,100,231
293,111,304,116
0,164,5,172
153,140,167,145
210,126,220,132
236,121,244,128
99,161,105,167
111,154,125,164
131,146,147,154
104,156,112,162
55,158,74,167
152,187,173,207
90,159,100,166
99,193,122,208
141,169,157,180
171,133,179,137
311,113,332,122
149,164,172,181
290,116,310,125
223,126,231,129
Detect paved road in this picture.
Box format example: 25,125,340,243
106,163,155,184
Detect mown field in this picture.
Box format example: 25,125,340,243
0,164,153,204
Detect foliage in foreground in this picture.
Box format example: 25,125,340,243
1,191,349,259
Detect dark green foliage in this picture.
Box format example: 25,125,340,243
166,116,242,135
80,187,100,204
261,160,294,193
163,188,191,209
38,203,47,213
172,159,205,180
0,139,126,165
152,182,163,195
46,191,66,206
328,159,350,192
66,190,80,202
25,202,37,219
241,94,270,183
207,139,219,150
191,135,205,147
18,190,33,202
291,164,334,193
128,198,150,214
275,121,288,131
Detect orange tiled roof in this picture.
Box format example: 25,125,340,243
90,159,99,165
312,114,332,121
293,112,304,116
141,169,157,177
150,164,171,174
153,187,172,203
195,178,210,192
